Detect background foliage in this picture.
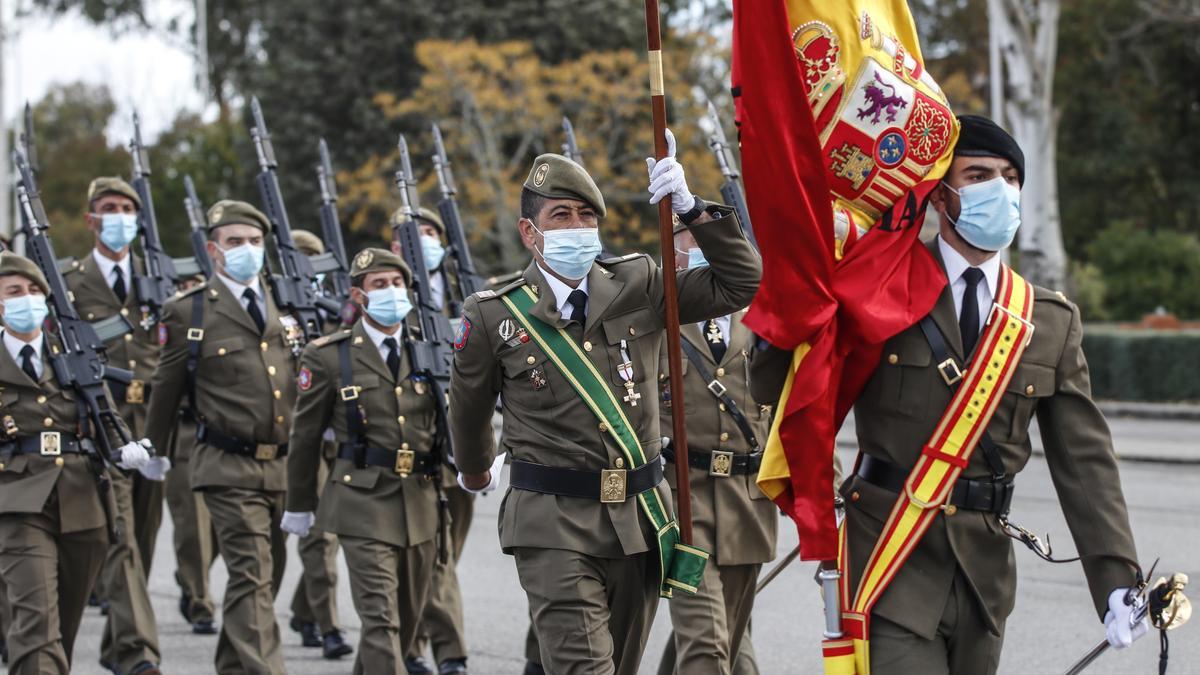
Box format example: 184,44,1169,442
21,0,1200,319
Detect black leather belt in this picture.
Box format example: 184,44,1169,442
197,424,287,460
663,447,762,477
856,454,1015,515
509,459,663,504
1,433,90,457
336,443,436,477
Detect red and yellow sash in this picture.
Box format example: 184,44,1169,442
824,265,1035,674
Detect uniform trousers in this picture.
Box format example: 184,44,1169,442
868,570,1005,675
410,485,473,662
204,486,288,675
515,547,659,675
289,452,340,635
0,494,108,674
99,472,161,671
164,450,216,622
340,535,436,675
658,561,760,675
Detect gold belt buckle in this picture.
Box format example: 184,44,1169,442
394,449,415,477
125,379,145,404
709,450,734,477
40,431,62,456
599,468,627,503
339,386,360,401
937,358,964,386
254,444,278,461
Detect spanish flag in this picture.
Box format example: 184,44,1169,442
734,0,958,564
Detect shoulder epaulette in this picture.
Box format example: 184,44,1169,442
1034,286,1074,310
175,281,209,299
58,257,79,275
311,329,352,348
597,252,648,265
477,277,526,301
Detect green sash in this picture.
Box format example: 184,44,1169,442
501,285,708,597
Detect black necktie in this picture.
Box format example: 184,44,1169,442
112,266,127,304
959,267,985,357
382,337,400,380
243,288,266,334
19,345,38,382
566,289,588,325
705,318,727,363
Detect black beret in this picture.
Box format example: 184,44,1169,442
954,115,1025,186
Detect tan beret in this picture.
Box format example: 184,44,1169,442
350,247,411,287
522,153,605,218
292,230,325,256
390,207,446,236
87,177,141,210
207,199,270,233
0,252,49,295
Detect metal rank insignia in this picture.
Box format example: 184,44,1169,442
529,368,548,391
498,318,530,347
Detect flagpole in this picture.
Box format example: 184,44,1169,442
642,0,694,544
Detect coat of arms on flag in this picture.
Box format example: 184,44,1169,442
789,9,958,253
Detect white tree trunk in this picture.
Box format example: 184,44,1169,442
997,0,1067,290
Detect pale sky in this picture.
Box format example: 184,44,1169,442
1,0,206,144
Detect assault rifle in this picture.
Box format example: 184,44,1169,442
248,97,340,346
430,123,483,307
394,134,456,398
179,176,214,279
706,100,757,247
561,116,584,166
129,112,180,329
312,139,352,306
13,148,135,473
395,133,456,562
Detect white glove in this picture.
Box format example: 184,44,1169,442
281,511,316,538
116,439,152,471
457,453,505,495
137,456,171,482
1104,587,1150,650
645,128,696,214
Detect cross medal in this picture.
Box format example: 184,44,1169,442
618,340,641,407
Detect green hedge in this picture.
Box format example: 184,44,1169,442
1082,327,1200,402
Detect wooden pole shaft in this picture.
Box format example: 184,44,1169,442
644,0,693,545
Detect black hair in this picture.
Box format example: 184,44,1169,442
520,188,547,222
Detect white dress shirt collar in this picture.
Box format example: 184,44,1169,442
696,314,731,347
361,318,402,362
3,330,43,378
938,236,1000,299
92,248,132,288
215,272,264,304
536,263,590,318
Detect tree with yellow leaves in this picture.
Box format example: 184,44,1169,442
343,36,730,273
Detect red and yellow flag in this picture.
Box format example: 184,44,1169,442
733,0,959,561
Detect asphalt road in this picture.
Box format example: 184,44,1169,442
55,417,1199,675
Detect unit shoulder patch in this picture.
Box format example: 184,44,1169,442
298,366,314,391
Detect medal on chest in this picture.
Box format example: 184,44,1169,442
618,339,641,407
498,318,530,347
279,316,304,356
529,367,548,391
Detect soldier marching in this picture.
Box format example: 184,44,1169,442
0,82,1172,675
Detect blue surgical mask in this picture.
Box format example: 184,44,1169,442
943,177,1021,252
220,243,265,283
421,235,446,271
687,248,709,269
98,213,139,252
531,221,601,281
3,294,49,334
365,287,413,327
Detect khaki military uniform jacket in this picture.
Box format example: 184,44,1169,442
287,320,440,548
660,310,777,566
145,276,298,492
450,207,760,558
0,332,122,533
826,239,1138,640
63,253,161,434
